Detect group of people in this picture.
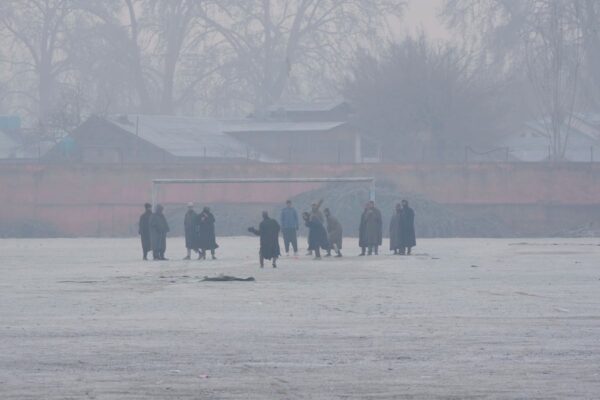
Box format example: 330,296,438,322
183,203,219,260
138,203,170,260
279,199,344,260
137,199,416,266
357,199,416,256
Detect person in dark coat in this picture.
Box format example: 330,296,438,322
197,206,218,260
138,203,152,260
389,203,403,255
363,200,382,255
303,211,329,259
306,198,324,256
400,199,416,255
183,203,199,260
324,208,343,257
280,200,299,256
358,203,368,255
248,211,281,268
150,204,170,260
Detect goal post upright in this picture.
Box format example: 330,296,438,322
150,177,376,209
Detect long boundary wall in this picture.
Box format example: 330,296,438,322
1,163,599,236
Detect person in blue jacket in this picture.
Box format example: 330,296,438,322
280,200,299,256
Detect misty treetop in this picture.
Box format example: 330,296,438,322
344,34,517,162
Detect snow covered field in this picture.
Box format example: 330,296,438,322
1,236,599,399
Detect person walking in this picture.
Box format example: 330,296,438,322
197,206,218,260
324,208,343,257
280,200,299,256
183,203,199,260
138,203,152,260
400,199,416,255
248,211,281,268
150,204,169,260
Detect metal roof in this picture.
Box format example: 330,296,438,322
222,120,346,133
108,115,276,161
501,118,600,162
265,99,348,113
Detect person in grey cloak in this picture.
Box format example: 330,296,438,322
138,203,152,260
389,203,403,255
248,211,281,268
324,208,343,257
183,203,199,259
362,200,382,256
150,204,170,260
197,206,218,260
400,199,416,255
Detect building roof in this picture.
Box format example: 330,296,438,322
108,115,276,161
264,99,349,113
222,120,346,133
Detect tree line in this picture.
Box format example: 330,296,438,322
0,0,402,135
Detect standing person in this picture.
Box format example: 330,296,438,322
138,203,152,260
324,208,343,257
306,198,324,255
197,206,219,260
389,203,403,255
358,203,368,256
303,212,329,259
400,199,416,255
248,211,281,268
280,200,299,256
183,203,199,260
150,204,170,260
364,200,383,255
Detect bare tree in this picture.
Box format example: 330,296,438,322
0,0,79,131
198,0,404,113
444,0,585,161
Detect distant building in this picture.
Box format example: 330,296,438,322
502,114,600,162
225,100,381,163
44,115,274,164
0,116,54,160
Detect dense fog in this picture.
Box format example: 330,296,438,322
0,1,598,162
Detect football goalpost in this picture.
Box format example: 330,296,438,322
151,177,376,209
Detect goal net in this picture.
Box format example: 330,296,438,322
150,177,375,237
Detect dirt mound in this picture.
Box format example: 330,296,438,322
0,219,60,238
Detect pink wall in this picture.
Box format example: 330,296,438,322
1,162,599,236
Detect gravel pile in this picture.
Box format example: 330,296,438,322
163,181,510,238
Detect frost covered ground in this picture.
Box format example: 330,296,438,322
1,237,599,399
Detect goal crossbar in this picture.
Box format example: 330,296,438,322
151,177,376,208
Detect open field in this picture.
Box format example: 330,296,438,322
1,237,599,399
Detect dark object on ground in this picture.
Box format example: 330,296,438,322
201,275,255,282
